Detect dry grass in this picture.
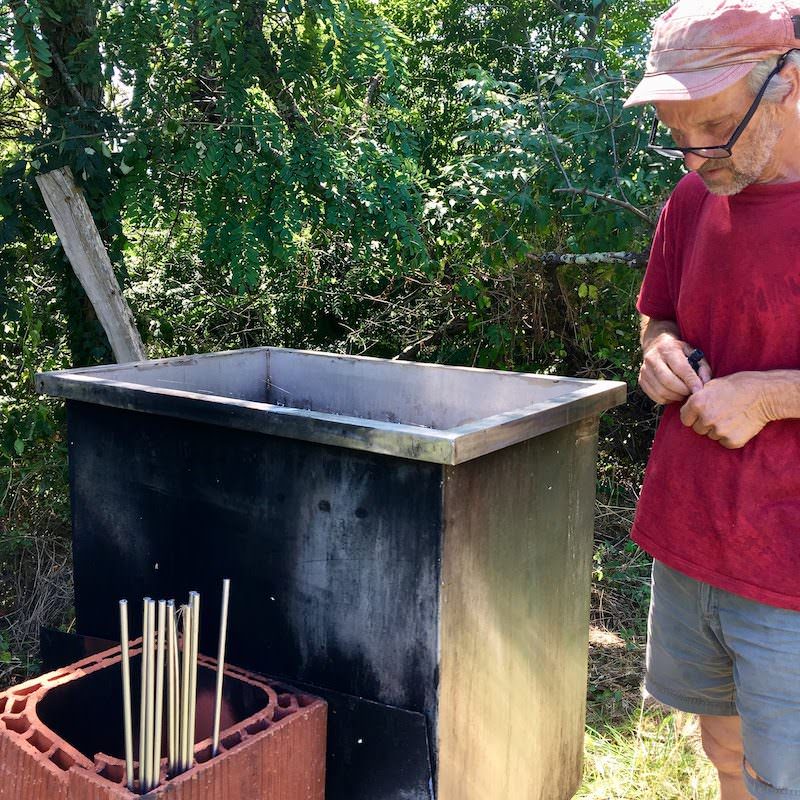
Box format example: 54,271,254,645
582,489,718,799
0,463,73,690
583,619,717,798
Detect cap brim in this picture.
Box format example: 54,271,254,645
623,62,757,107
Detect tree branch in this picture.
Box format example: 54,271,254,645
51,51,87,108
532,67,572,190
0,60,43,104
553,187,655,227
530,251,649,269
365,75,383,108
242,0,310,132
362,74,384,126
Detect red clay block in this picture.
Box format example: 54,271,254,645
0,643,326,799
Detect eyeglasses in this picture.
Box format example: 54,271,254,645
647,50,794,160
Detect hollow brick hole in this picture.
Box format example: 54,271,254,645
246,719,270,735
273,706,295,722
277,694,293,709
195,744,213,764
12,683,41,698
28,729,53,753
50,748,76,772
221,731,242,751
98,762,125,784
297,694,316,708
2,715,31,735
10,698,27,714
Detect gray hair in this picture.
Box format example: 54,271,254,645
747,50,800,102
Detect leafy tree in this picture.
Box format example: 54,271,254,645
0,3,680,673
0,0,680,529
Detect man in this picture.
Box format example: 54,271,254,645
624,1,800,798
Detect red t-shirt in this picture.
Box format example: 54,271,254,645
633,171,800,610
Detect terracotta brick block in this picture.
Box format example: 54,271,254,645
0,642,326,799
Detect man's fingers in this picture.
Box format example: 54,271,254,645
692,420,712,436
639,372,687,405
678,342,712,387
640,337,710,405
680,399,699,428
666,349,704,393
657,389,687,404
652,360,694,398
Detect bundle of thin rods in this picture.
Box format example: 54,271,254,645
118,579,231,794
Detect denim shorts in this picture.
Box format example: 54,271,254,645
646,559,800,799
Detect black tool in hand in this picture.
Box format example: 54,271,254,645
687,348,705,375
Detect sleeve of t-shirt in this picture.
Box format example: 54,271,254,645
636,196,676,321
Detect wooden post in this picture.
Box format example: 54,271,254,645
36,167,145,364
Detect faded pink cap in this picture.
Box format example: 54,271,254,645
624,0,800,107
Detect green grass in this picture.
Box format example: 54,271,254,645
580,485,720,799
579,705,718,800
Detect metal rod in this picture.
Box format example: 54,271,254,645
144,599,156,792
187,591,200,770
138,598,151,794
179,603,192,772
172,605,181,773
167,600,177,776
153,600,166,790
119,600,135,791
212,579,230,756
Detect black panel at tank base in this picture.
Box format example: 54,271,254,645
290,679,434,800
66,400,443,721
40,629,434,800
40,626,117,669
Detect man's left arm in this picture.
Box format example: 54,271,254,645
680,370,800,449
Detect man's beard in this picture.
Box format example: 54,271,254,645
699,111,783,196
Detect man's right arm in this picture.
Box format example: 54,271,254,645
638,315,711,404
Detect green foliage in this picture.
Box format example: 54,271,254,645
1,0,684,680
0,236,71,562
1,0,682,372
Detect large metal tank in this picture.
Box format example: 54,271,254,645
38,347,625,800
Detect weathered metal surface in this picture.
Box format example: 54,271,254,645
67,401,443,718
437,418,600,800
40,348,625,799
37,348,626,465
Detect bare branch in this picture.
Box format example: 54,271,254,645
51,52,87,108
365,75,383,108
362,74,384,126
553,187,655,227
0,60,43,104
531,67,572,190
530,251,649,269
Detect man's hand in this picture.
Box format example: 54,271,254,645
638,317,712,405
680,372,772,449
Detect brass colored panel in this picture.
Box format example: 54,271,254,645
438,417,599,800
